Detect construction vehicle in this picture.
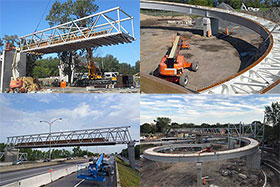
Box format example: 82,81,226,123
77,154,111,182
155,33,198,87
104,72,119,84
74,48,112,87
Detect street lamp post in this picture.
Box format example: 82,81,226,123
40,118,62,161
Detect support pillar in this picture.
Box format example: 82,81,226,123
196,134,203,144
210,18,219,35
0,51,26,93
4,148,19,162
228,137,235,149
127,142,135,169
202,17,219,37
196,162,202,187
203,18,211,37
246,149,261,170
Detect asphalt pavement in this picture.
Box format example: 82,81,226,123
0,160,86,186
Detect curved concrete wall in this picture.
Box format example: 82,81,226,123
143,137,259,163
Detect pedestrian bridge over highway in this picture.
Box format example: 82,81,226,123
6,126,133,149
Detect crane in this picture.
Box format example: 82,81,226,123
77,154,111,182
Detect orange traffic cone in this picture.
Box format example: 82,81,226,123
207,30,210,37
203,178,206,185
226,28,229,36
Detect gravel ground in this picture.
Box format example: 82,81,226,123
141,158,263,187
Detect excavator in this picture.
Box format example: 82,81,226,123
74,48,112,87
155,33,199,87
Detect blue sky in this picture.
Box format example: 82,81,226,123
0,94,140,154
141,95,280,125
0,0,140,65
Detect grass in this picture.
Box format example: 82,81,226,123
116,157,140,187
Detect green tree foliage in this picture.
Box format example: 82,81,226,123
140,123,153,134
32,57,60,78
154,117,172,133
46,0,99,82
72,146,83,157
94,55,140,75
265,101,280,142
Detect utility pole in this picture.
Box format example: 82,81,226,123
40,118,62,161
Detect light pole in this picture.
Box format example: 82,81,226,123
40,118,62,161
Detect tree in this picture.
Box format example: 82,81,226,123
72,146,83,157
265,102,280,140
265,101,280,160
141,123,153,134
46,0,99,83
32,58,60,78
154,117,171,133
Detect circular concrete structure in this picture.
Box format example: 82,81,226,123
143,137,259,163
140,0,280,94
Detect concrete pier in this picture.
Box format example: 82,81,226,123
246,149,261,170
228,137,235,149
127,142,136,169
196,162,202,187
202,17,219,37
196,135,203,144
5,148,19,162
0,51,26,93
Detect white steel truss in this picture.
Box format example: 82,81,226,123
6,126,133,149
19,7,135,54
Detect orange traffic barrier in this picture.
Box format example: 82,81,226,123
226,28,229,36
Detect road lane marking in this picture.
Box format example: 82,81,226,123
74,179,85,187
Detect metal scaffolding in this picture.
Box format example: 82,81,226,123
6,126,133,149
19,7,135,54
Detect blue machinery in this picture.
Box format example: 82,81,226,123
77,154,109,182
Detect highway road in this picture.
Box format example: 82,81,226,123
0,159,86,186
46,157,115,187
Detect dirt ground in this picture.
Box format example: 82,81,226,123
141,158,263,187
140,13,263,91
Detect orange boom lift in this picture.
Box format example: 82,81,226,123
157,33,198,87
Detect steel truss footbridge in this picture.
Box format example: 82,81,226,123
19,7,135,54
6,126,133,149
141,0,280,94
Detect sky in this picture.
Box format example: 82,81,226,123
141,94,280,125
0,94,140,154
0,0,140,65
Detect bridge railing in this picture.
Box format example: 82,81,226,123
6,126,133,149
19,7,135,53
